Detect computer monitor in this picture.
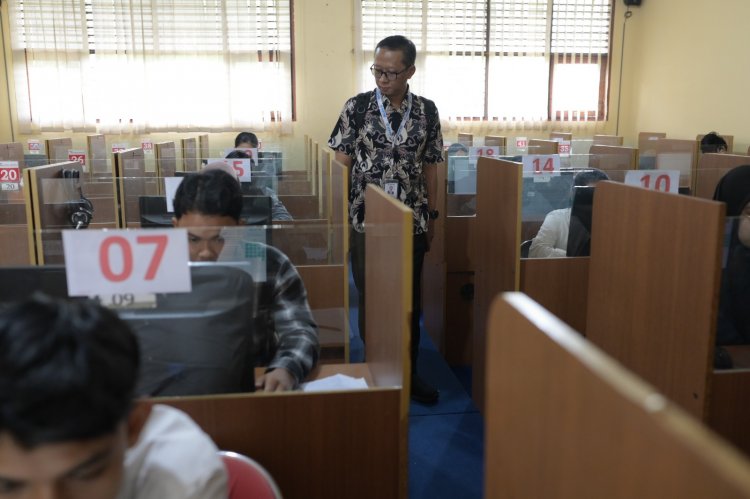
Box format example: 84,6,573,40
566,185,595,257
0,264,258,397
139,195,272,227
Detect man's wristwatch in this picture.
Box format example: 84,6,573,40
428,209,439,220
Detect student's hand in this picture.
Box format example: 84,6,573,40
256,368,296,392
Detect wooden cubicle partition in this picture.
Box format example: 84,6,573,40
694,153,750,199
588,144,638,182
198,134,209,161
154,141,177,187
473,157,522,412
0,142,24,167
528,139,558,154
148,184,411,499
549,131,572,142
113,148,156,228
587,181,723,418
637,131,667,168
654,138,698,191
181,137,199,172
87,134,109,179
485,293,750,498
592,134,624,146
484,135,506,150
23,161,85,265
45,138,73,164
457,133,474,147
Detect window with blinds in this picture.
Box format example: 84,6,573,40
360,0,612,122
10,0,293,132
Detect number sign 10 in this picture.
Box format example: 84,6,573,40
62,229,191,297
624,170,679,194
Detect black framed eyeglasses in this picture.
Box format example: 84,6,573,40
370,64,410,81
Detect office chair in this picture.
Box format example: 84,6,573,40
219,451,282,499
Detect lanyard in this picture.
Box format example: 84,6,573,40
375,88,412,147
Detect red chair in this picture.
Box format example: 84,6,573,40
219,451,283,499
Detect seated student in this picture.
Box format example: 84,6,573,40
701,131,728,154
713,165,750,348
528,168,609,258
235,131,259,150
172,168,319,391
223,151,293,221
0,296,227,499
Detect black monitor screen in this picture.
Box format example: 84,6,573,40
0,264,258,397
139,195,272,228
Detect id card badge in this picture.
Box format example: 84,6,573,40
384,180,399,199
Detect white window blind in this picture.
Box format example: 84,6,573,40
9,0,293,133
360,0,612,124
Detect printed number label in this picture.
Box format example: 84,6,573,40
0,166,20,182
62,229,191,297
207,158,252,182
522,154,561,178
624,170,679,194
68,151,86,166
516,137,528,149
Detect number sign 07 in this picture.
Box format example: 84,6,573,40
62,229,191,296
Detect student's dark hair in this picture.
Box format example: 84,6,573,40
446,142,469,156
173,169,243,222
700,132,728,153
376,35,417,68
574,168,609,187
226,149,251,160
0,295,139,448
234,132,259,148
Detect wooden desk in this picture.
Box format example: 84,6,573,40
485,292,750,498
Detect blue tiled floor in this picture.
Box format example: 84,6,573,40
348,275,484,498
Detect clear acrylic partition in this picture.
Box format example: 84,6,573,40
17,220,349,395
521,167,633,259
0,184,30,266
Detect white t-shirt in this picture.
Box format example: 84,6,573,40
117,405,228,499
528,208,571,258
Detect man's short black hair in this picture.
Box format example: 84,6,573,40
234,132,259,148
700,132,728,154
173,169,243,222
0,296,140,448
376,35,417,68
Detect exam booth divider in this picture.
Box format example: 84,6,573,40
86,134,109,180
457,133,474,146
23,161,85,265
181,137,199,172
0,142,25,167
637,131,667,169
145,184,411,499
549,131,572,142
654,138,698,192
113,148,157,228
45,138,72,164
472,157,522,412
587,144,638,183
485,292,750,498
484,135,506,150
585,181,750,454
198,134,209,162
154,142,177,195
592,134,624,146
528,139,558,155
694,152,750,200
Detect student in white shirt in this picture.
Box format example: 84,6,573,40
528,168,609,258
0,296,227,499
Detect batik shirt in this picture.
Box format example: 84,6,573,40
328,87,444,234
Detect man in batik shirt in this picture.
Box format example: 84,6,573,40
329,34,444,404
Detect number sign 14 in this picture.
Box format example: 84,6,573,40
522,154,561,177
62,229,191,297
